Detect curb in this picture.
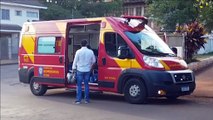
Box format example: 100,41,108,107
188,56,213,72
0,62,18,66
0,60,18,66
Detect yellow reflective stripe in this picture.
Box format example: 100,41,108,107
100,31,105,44
160,60,170,70
56,22,67,34
114,58,142,69
114,58,131,68
131,59,142,68
22,35,35,63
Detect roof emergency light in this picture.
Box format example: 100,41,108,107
121,15,148,25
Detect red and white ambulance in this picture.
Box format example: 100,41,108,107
18,16,195,103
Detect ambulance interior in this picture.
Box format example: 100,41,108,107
68,23,100,83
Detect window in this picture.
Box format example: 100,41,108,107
15,10,22,16
128,7,134,16
123,7,128,15
27,11,38,18
0,9,10,20
125,27,174,56
104,33,127,57
136,7,142,16
38,37,62,54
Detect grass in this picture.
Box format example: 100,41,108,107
186,52,213,63
194,52,213,60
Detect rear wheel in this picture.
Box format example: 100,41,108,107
30,77,47,96
124,78,147,104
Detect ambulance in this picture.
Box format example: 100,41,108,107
18,16,195,103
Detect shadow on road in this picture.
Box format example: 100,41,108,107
38,89,195,106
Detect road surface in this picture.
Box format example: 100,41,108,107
1,64,213,120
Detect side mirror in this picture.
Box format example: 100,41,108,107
117,46,129,59
171,47,177,54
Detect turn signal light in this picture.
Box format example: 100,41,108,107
158,90,166,95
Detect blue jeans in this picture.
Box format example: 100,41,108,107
76,71,90,102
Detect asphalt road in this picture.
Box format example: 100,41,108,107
1,64,213,120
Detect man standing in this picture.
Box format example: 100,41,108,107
72,39,96,104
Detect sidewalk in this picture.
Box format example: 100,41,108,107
188,56,213,72
0,59,18,65
188,56,213,98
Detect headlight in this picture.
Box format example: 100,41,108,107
143,55,164,68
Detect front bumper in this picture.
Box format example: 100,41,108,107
142,69,196,97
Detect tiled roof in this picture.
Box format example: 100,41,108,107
1,0,45,7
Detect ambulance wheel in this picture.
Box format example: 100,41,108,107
30,77,47,96
124,78,147,104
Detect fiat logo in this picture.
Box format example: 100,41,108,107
181,75,186,81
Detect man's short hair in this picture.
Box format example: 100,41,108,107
81,39,88,47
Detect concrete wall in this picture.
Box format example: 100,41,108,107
159,33,185,58
198,33,213,54
163,33,213,58
167,34,185,58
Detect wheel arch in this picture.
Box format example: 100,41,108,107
117,69,148,94
27,67,34,83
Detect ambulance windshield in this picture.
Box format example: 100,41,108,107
125,25,175,56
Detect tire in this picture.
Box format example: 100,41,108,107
124,78,147,104
30,77,47,96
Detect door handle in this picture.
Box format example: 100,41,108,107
102,58,106,65
59,56,63,63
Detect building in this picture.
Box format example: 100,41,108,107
103,0,114,2
0,0,47,60
123,0,146,16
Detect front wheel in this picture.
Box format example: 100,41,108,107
30,77,47,96
124,78,147,104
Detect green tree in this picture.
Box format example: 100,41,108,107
39,0,122,20
147,0,213,32
176,21,207,62
147,0,213,61
40,4,72,20
195,0,213,31
147,0,197,31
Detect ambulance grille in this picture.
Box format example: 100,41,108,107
173,73,193,83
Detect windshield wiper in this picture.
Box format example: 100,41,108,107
154,51,176,57
141,49,176,57
140,50,159,55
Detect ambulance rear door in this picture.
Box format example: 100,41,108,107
34,35,66,86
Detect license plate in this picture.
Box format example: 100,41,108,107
181,86,190,92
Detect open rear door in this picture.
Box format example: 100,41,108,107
66,21,101,89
